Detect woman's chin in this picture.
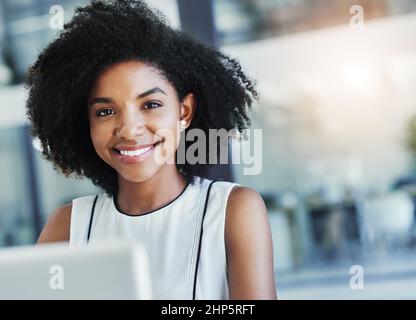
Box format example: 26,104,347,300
117,166,160,184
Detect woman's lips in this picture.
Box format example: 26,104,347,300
112,141,161,164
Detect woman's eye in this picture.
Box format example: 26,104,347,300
96,109,114,117
143,102,162,110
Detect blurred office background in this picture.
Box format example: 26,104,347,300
1,0,416,299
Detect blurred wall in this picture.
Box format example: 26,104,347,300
226,12,416,196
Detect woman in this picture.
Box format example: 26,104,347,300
27,0,276,299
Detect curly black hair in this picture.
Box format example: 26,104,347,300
26,0,257,196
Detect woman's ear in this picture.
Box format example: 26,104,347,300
180,93,196,129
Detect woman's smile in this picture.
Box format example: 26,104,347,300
111,140,162,164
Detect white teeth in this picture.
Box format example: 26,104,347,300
119,146,152,157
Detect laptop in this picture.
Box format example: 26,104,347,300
0,240,152,299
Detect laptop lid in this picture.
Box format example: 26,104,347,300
0,240,152,299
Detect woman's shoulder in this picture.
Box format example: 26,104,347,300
225,185,269,237
37,203,72,244
224,181,266,208
36,193,103,244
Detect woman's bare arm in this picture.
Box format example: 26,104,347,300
36,204,72,244
225,186,277,299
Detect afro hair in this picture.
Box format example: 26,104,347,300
26,0,258,196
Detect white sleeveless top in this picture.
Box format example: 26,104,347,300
69,177,238,300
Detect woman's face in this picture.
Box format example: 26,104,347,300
88,60,194,183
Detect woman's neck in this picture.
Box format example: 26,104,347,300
116,166,188,215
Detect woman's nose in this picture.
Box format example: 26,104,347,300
115,108,145,140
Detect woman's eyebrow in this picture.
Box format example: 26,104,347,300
89,97,113,107
89,87,166,108
137,87,166,98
